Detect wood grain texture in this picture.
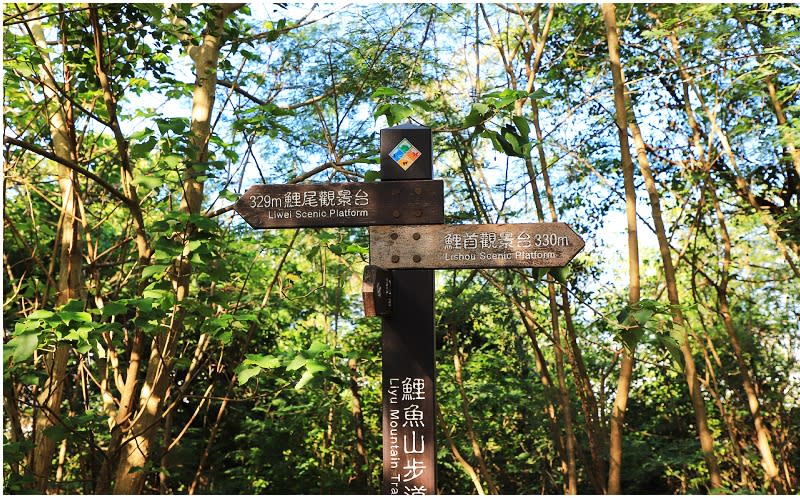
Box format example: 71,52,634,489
235,180,444,229
369,223,585,269
361,265,392,317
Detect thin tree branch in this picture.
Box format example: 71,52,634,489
4,135,131,208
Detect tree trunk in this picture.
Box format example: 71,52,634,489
449,326,500,494
626,71,725,493
348,359,369,490
26,12,85,492
658,20,785,490
112,5,242,493
532,93,607,493
437,408,486,494
600,5,640,494
547,283,578,494
708,178,783,491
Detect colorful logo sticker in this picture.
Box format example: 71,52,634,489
389,138,422,170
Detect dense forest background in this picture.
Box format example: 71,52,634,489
3,3,799,494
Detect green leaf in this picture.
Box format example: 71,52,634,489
142,264,169,279
186,240,204,252
15,319,42,334
8,333,39,362
101,302,127,317
372,87,400,98
632,308,655,326
656,335,684,369
548,266,569,284
489,89,529,108
528,89,549,100
488,130,520,157
43,424,70,443
307,340,328,355
388,104,413,125
133,176,163,190
236,365,262,385
245,354,281,369
304,360,327,374
373,102,391,119
58,311,92,325
286,355,307,371
464,103,491,127
219,189,239,202
162,155,182,169
363,170,380,182
619,325,644,352
295,369,317,390
28,310,54,320
410,99,434,112
64,325,93,342
61,299,85,312
512,115,530,141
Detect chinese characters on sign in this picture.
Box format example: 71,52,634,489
246,187,369,221
269,187,369,209
369,223,585,269
235,180,445,229
235,125,584,495
386,377,432,495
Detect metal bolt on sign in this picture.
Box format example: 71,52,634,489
235,124,585,495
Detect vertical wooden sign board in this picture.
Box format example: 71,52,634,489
380,125,438,495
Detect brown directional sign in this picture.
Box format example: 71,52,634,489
370,223,585,269
235,180,444,229
362,265,392,317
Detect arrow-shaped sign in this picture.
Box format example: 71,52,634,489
369,223,585,269
235,180,444,229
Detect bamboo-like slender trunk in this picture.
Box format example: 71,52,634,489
532,92,607,492
437,407,486,494
627,79,724,493
482,12,583,488
708,178,783,491
548,283,578,494
449,327,500,494
605,4,724,488
600,5,640,494
691,268,753,489
656,19,785,489
521,145,577,494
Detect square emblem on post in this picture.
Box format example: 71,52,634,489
380,124,432,180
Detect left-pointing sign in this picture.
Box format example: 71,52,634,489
235,180,444,229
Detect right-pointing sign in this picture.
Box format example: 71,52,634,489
370,223,585,269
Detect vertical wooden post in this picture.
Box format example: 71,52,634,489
379,125,437,494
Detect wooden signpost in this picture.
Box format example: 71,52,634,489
369,223,584,270
235,123,585,495
378,125,438,495
362,265,392,317
236,180,444,229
